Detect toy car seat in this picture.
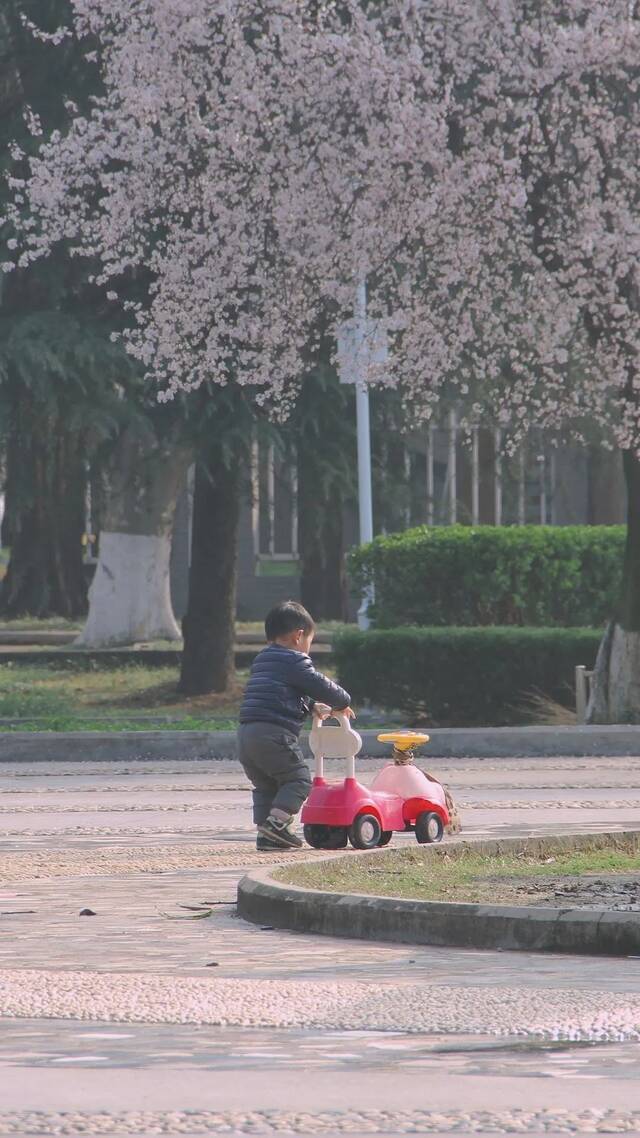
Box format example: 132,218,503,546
308,710,362,780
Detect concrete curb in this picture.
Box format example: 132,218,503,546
1,723,640,762
0,731,238,763
237,831,640,956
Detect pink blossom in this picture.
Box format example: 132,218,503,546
3,1,639,452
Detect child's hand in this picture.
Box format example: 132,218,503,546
313,703,356,721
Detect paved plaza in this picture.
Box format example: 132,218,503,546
1,753,640,1135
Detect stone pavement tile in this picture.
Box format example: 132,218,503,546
2,752,640,1135
1,1020,640,1081
2,1067,640,1112
2,968,640,1042
83,1133,636,1138
2,755,639,796
2,865,640,992
2,1112,640,1135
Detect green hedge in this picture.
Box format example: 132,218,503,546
348,525,624,628
334,626,602,726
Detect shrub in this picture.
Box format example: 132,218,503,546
348,525,625,628
333,626,602,726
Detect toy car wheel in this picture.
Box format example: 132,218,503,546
415,811,444,844
378,831,393,847
348,813,382,850
303,824,348,850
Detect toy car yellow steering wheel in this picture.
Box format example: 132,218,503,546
377,731,429,753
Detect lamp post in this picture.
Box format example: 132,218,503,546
337,279,378,629
353,280,374,629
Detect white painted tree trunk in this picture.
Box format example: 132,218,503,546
586,448,640,724
75,424,191,647
587,622,640,724
78,531,180,646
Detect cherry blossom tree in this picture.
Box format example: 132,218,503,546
441,1,640,721
4,1,534,403
1,0,536,654
5,1,640,716
0,0,120,620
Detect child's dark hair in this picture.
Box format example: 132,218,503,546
265,601,315,642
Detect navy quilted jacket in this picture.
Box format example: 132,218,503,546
239,644,351,736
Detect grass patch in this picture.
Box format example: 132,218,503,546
519,689,576,726
277,841,640,905
0,641,344,731
0,662,248,731
0,618,345,635
0,616,81,631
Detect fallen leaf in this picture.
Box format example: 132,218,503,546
162,909,213,920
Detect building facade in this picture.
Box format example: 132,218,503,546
169,426,626,622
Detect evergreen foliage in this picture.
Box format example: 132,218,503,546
292,346,356,621
334,625,601,726
349,525,625,630
0,0,138,616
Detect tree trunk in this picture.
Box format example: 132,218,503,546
322,501,348,620
588,449,640,722
587,446,626,524
179,447,241,695
300,498,348,620
1,404,87,619
298,448,348,621
0,5,23,124
76,424,191,646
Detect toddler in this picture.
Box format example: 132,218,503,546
237,601,353,849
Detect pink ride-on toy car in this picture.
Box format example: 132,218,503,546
301,711,449,850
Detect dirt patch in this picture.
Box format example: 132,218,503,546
492,872,640,910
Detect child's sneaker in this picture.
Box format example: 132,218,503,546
256,833,283,851
257,816,304,849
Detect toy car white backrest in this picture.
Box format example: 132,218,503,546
309,712,362,778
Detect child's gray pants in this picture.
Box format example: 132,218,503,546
237,722,312,824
